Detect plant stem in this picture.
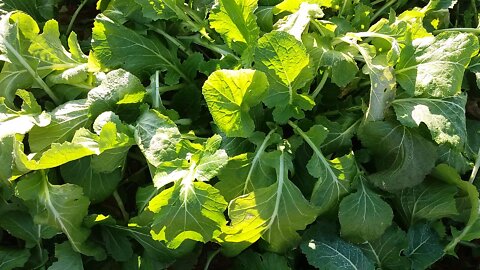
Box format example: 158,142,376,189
203,248,221,270
311,69,330,99
66,0,89,36
371,0,396,23
147,24,190,54
188,35,240,60
152,70,160,109
469,146,480,184
113,191,129,222
433,28,480,35
158,83,187,93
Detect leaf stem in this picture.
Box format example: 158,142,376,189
371,0,396,23
152,70,160,109
113,191,129,222
147,24,190,54
187,35,240,60
203,248,221,270
4,41,61,105
469,146,480,184
433,28,480,35
311,69,330,99
66,0,89,36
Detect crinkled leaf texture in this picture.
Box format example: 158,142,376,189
396,32,479,97
203,69,269,138
254,31,315,123
209,0,260,55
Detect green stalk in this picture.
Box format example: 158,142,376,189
113,191,129,223
433,28,480,35
66,0,89,36
371,0,396,23
147,24,190,54
311,69,330,99
203,249,221,270
469,146,480,184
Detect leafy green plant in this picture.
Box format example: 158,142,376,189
1,0,480,269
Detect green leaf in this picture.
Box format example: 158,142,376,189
215,131,278,201
309,37,359,87
60,155,124,203
431,165,479,253
358,121,437,191
15,171,104,259
289,122,353,213
17,121,133,171
360,226,410,270
86,69,146,119
209,0,260,55
392,95,467,148
396,32,479,97
274,0,332,13
274,3,324,41
254,31,315,123
91,15,186,80
392,180,458,225
316,115,360,155
223,149,317,254
29,20,84,67
48,242,84,270
0,210,47,248
233,250,291,270
0,248,30,270
28,99,90,153
301,223,375,270
0,90,50,139
405,223,444,270
148,182,228,249
338,176,393,243
134,109,181,167
202,69,269,137
134,0,179,20
101,227,133,262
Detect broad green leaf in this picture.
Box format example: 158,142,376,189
274,3,324,41
28,99,90,153
405,223,443,270
86,69,146,118
202,69,268,137
316,115,360,155
396,32,479,97
0,135,16,181
339,176,393,243
15,171,104,259
360,226,410,270
209,0,260,55
0,90,50,138
136,185,160,212
106,225,177,262
223,149,317,254
309,37,359,87
254,31,315,123
358,121,437,191
101,227,133,262
91,15,185,80
152,134,228,188
392,180,458,225
431,165,479,253
29,20,83,67
290,122,353,212
48,242,84,270
134,0,179,20
60,155,124,203
215,131,278,201
0,0,47,21
233,250,291,270
437,145,471,174
148,181,228,249
274,0,332,13
0,248,30,270
134,109,181,167
392,95,467,148
17,121,133,172
301,223,375,270
0,210,49,248
344,39,395,121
